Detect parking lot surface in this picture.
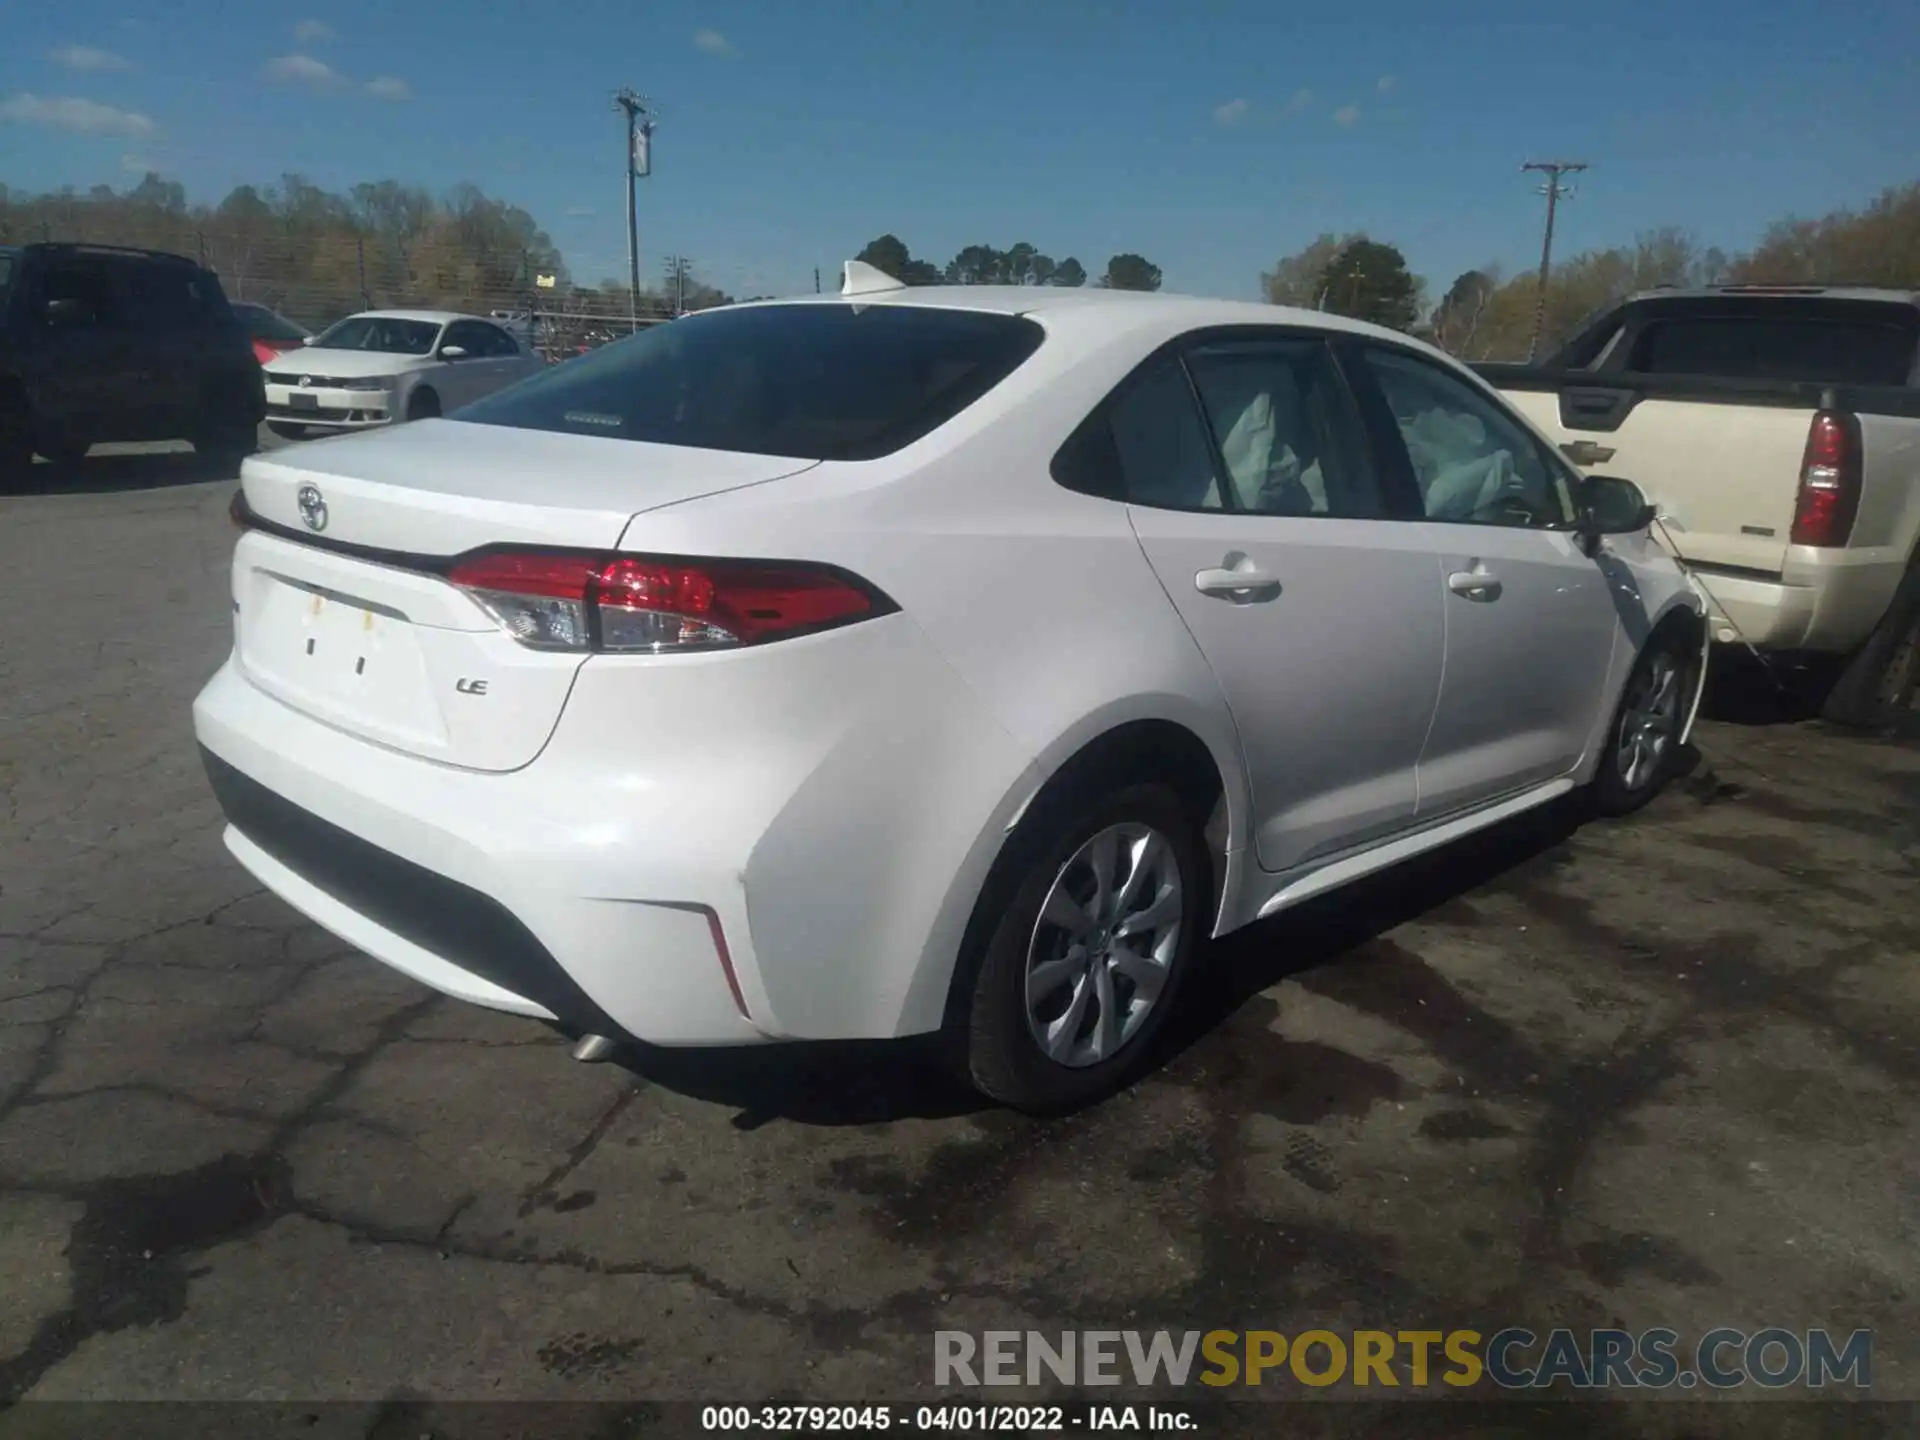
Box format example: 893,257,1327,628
3,446,1919,1430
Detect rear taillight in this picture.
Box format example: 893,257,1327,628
445,550,892,653
251,340,277,367
1790,410,1862,548
229,488,249,528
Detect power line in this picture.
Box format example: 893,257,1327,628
1522,160,1587,362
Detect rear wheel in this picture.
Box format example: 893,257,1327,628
1590,630,1697,817
35,432,90,466
193,420,259,470
405,387,441,422
954,781,1205,1114
1819,561,1920,730
0,394,32,486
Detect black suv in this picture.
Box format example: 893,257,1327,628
0,242,266,480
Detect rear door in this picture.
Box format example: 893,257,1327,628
1348,343,1621,817
107,257,214,432
1110,333,1446,874
25,255,144,440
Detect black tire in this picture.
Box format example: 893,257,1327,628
267,421,309,441
1590,628,1699,818
35,433,90,466
406,387,441,422
1819,561,1920,730
193,421,259,470
953,780,1207,1114
0,395,33,486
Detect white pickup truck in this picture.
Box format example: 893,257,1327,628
1477,285,1920,728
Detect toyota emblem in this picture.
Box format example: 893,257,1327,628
298,375,314,388
296,484,329,533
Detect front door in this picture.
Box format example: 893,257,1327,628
1113,336,1446,874
1348,344,1621,817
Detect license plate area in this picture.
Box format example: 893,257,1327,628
239,573,449,750
290,392,320,411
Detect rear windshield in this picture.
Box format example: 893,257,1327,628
233,303,309,342
1630,315,1917,385
453,302,1047,461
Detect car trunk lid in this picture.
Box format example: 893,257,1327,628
231,422,820,771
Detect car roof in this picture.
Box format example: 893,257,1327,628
717,285,1415,346
342,309,480,324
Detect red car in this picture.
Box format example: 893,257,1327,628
230,302,312,367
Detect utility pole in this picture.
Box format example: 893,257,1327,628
1522,160,1587,362
614,89,656,333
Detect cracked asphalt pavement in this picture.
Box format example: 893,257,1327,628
3,443,1919,1432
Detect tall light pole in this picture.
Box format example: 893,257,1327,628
1522,160,1586,362
614,89,655,333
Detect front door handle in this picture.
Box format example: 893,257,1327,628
1447,568,1503,601
1195,557,1281,603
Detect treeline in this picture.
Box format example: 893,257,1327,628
1262,179,1920,361
0,172,576,326
853,234,1163,291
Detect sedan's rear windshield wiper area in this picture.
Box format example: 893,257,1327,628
452,303,1046,462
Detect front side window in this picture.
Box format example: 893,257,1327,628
1362,348,1576,529
1184,340,1380,518
311,316,441,355
37,261,118,331
455,302,1045,461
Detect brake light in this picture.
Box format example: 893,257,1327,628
229,488,249,528
251,339,277,367
445,550,891,653
1790,410,1862,547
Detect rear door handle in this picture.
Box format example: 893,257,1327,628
1447,568,1502,601
1195,562,1281,603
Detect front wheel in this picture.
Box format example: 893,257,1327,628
193,421,259,470
954,781,1206,1114
1590,632,1697,817
405,388,441,422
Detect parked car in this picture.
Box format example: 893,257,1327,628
262,308,545,440
230,301,313,367
0,241,264,479
1478,285,1920,728
194,262,1705,1112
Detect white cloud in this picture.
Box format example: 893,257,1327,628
1333,104,1361,127
265,54,342,86
1283,88,1313,115
1212,97,1250,127
294,19,334,45
0,93,156,137
52,45,133,72
365,76,411,100
692,28,736,55
1377,75,1397,93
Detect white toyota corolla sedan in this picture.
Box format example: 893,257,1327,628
194,262,1706,1111
262,309,545,440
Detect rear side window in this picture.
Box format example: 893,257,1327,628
454,303,1045,461
1630,316,1916,385
112,260,228,333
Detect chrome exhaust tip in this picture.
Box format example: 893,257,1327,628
570,1033,619,1063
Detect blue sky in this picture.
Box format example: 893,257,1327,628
4,0,1916,300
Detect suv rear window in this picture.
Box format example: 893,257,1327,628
1630,315,1917,385
454,303,1046,461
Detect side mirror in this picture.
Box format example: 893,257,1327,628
438,345,468,361
1580,474,1658,539
300,335,317,346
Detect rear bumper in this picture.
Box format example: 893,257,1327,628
191,618,1036,1048
1689,554,1903,655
